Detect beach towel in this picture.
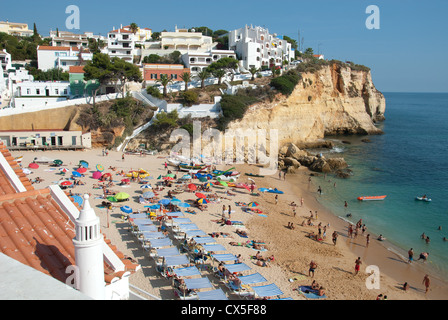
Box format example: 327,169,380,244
258,214,268,218
298,286,327,299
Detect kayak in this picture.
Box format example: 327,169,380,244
415,196,431,202
357,195,387,201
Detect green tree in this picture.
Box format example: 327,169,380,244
156,74,172,97
83,53,114,107
179,72,191,92
196,69,210,89
283,35,298,50
142,54,161,64
110,57,142,97
151,32,161,41
304,47,314,56
129,23,139,34
249,67,259,81
212,69,226,85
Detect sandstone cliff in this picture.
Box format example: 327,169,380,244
227,63,386,148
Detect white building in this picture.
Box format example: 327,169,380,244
160,26,216,54
229,25,294,70
122,25,152,45
0,20,34,37
37,46,93,72
49,30,89,48
182,49,237,75
105,27,137,63
13,81,70,98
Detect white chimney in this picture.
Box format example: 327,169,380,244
73,194,105,300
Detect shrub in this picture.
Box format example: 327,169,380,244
217,94,257,130
146,86,162,99
182,91,199,106
270,70,302,96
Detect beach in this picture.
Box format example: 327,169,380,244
12,148,448,300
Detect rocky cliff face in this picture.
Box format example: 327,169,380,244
227,63,386,148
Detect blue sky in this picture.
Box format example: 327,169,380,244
2,0,448,92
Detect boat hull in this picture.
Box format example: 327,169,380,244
357,196,387,201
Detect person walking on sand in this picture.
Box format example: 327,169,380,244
408,248,414,263
423,274,430,294
283,171,287,180
309,260,318,278
354,257,362,275
332,231,338,245
366,234,370,247
301,197,304,207
275,195,278,205
122,154,125,162
279,170,282,180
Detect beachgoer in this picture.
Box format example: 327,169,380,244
403,282,409,291
422,274,430,294
366,234,370,247
344,201,348,209
408,248,414,263
417,252,429,262
308,260,318,278
376,294,383,300
275,195,278,205
122,154,125,162
354,257,362,275
318,286,326,297
425,236,430,244
332,231,338,246
301,197,304,207
317,186,322,195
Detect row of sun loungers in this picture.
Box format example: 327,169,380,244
125,211,289,300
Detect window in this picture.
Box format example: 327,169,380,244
36,89,40,95
63,89,68,95
55,89,59,95
112,50,116,54
190,58,196,63
126,51,131,55
206,58,211,64
26,89,30,95
171,74,177,80
151,74,157,79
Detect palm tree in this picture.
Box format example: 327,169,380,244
196,69,210,89
249,67,259,81
156,74,172,97
129,23,139,34
179,72,191,92
212,69,226,85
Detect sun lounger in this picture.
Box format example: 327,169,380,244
142,237,172,250
247,283,284,300
197,288,228,300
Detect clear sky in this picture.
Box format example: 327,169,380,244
2,0,448,92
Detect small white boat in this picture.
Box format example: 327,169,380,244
416,196,431,202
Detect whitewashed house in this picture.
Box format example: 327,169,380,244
182,49,237,75
105,27,137,63
37,46,93,72
229,25,294,70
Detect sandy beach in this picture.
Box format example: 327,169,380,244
11,148,448,300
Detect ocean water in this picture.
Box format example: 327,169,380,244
312,92,448,280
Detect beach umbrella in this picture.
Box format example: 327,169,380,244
96,164,105,172
203,182,213,188
121,179,130,184
166,173,176,178
142,191,155,199
158,199,170,205
59,180,72,186
79,160,89,168
248,202,259,207
163,176,174,181
76,167,87,174
107,196,118,202
198,177,208,182
178,202,190,208
103,173,112,178
92,171,102,179
188,184,197,191
157,175,162,180
195,192,206,199
59,167,69,173
146,204,160,210
181,174,191,180
198,198,209,204
140,184,152,189
53,159,63,166
71,195,83,207
120,206,133,214
28,163,39,169
115,192,130,201
170,198,181,205
72,171,82,177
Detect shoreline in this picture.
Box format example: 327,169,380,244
9,148,448,300
274,165,448,299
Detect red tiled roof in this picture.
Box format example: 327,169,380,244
109,28,133,34
0,142,139,286
38,46,80,51
69,66,85,74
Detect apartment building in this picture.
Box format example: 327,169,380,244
37,46,93,72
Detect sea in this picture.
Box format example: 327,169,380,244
311,92,448,280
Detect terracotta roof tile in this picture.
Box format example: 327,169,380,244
0,142,140,287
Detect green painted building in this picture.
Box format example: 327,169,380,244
69,66,99,98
